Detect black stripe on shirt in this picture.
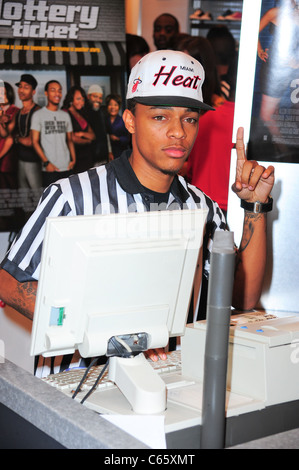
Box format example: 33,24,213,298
185,185,203,206
106,163,119,213
11,187,64,267
69,174,84,214
127,192,137,212
88,168,102,214
25,202,72,277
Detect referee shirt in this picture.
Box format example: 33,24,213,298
2,150,226,283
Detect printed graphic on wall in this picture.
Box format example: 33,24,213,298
0,0,126,233
248,0,299,163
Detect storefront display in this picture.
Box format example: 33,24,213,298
0,0,126,232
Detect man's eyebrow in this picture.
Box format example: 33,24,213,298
148,106,199,113
187,108,200,113
148,106,173,110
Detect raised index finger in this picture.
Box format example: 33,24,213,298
236,127,247,162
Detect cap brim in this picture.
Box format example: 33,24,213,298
15,81,36,89
134,95,214,111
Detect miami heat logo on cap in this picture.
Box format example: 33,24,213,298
132,77,142,93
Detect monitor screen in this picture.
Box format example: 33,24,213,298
30,209,208,359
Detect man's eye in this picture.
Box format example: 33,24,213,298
153,115,166,121
185,117,198,124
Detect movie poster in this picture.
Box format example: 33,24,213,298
248,0,299,163
0,0,126,232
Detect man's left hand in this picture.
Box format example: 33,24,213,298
232,127,275,203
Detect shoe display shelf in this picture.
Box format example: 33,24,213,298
189,0,243,41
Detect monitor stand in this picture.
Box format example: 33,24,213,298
108,353,166,414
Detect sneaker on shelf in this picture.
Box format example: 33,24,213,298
217,9,233,20
200,11,213,20
225,11,242,21
190,9,205,20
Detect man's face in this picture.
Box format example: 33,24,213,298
17,81,35,102
153,15,177,50
45,82,62,106
125,104,199,179
88,92,103,111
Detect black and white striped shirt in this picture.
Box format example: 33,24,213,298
3,151,226,283
2,151,227,376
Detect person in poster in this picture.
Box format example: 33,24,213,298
249,0,299,162
0,0,126,234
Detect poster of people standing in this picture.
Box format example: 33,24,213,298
248,0,299,163
0,0,126,232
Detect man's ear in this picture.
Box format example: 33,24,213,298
122,109,135,134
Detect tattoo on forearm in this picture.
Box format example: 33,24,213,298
235,212,265,276
239,212,264,254
11,281,37,320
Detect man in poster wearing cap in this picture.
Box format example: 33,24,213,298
0,50,275,364
86,84,110,165
13,74,42,189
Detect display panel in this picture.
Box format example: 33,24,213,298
228,0,299,313
248,0,299,163
30,209,208,358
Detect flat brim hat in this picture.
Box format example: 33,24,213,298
15,74,37,90
126,50,214,111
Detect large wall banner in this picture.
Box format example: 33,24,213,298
0,0,124,41
0,0,125,66
248,0,299,163
0,0,126,233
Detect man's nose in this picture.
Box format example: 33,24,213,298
167,119,186,139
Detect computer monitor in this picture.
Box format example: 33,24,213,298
30,209,208,413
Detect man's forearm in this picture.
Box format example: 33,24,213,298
232,211,267,311
0,269,36,321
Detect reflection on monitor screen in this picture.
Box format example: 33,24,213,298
30,209,208,413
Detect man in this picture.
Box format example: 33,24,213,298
86,84,109,165
31,80,76,187
153,13,179,50
12,74,42,189
0,50,274,364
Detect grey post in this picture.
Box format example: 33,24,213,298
200,231,235,449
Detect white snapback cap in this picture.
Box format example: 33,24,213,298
126,50,214,111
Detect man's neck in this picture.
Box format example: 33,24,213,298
22,99,34,112
46,103,59,111
129,152,174,193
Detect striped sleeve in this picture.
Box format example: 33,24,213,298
184,180,228,278
2,184,72,282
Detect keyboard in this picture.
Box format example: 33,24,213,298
42,350,182,400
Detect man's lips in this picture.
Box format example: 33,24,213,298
163,146,187,158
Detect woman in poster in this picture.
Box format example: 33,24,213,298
258,0,299,155
0,82,19,189
105,94,130,159
63,86,95,174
